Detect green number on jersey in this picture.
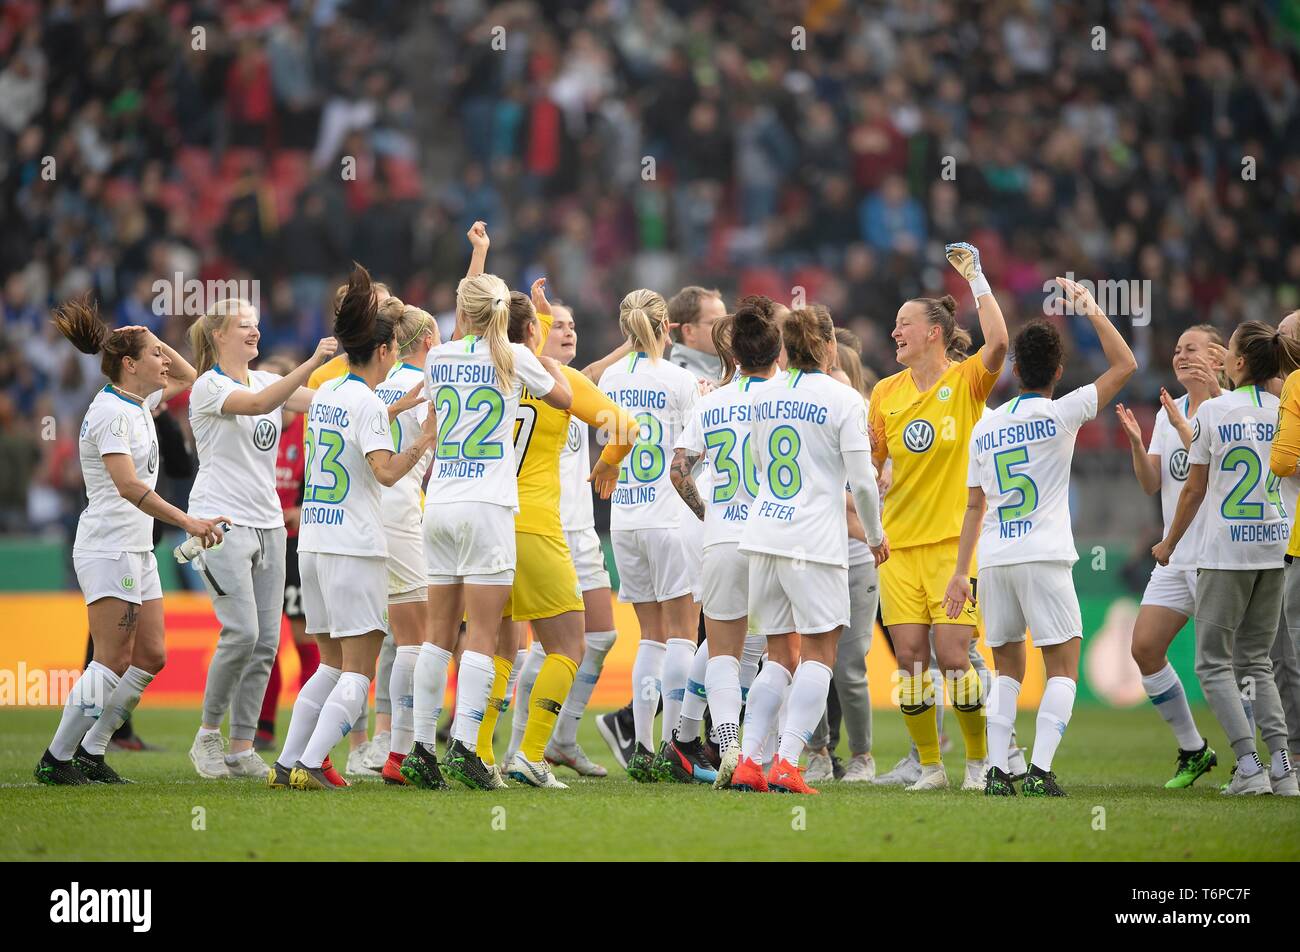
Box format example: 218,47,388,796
434,385,505,461
767,425,802,500
705,429,760,503
304,427,349,504
1220,446,1264,519
620,412,665,483
993,446,1038,522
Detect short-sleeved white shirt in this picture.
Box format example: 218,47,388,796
298,374,395,558
423,337,555,510
1150,397,1210,569
559,416,595,532
738,369,871,568
967,385,1098,569
676,374,770,547
188,367,284,528
373,362,431,531
74,386,163,555
1187,385,1290,570
599,352,699,531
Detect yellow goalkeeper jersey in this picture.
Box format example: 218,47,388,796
308,354,350,389
1273,369,1300,559
869,349,1001,548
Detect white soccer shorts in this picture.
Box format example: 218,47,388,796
424,501,515,585
300,551,390,638
1140,562,1198,618
385,524,427,603
701,542,749,621
979,561,1082,648
611,527,694,604
747,552,849,636
565,527,611,593
74,550,162,605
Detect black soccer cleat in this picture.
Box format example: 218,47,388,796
596,703,637,770
442,739,494,791
400,741,448,790
655,733,720,784
983,765,1017,797
73,746,130,784
626,742,658,783
34,750,90,786
1020,764,1066,797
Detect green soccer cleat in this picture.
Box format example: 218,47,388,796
34,750,90,786
1020,764,1066,797
626,742,658,783
1165,741,1217,789
983,765,1016,797
442,739,495,791
73,746,130,784
399,742,448,790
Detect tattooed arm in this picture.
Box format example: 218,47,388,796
670,447,706,521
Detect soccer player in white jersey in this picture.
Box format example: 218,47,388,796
1154,320,1295,796
946,278,1136,796
413,272,572,790
732,307,888,794
186,298,337,780
671,297,783,787
268,266,438,790
37,299,226,785
1115,324,1227,788
370,300,439,784
598,289,702,781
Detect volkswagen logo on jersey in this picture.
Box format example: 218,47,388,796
253,419,277,451
1169,448,1190,481
566,420,582,452
148,441,158,473
903,419,935,452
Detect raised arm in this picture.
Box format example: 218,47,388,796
581,339,633,384
222,338,337,416
159,338,197,401
1116,403,1162,495
1058,276,1137,405
946,242,1008,373
536,355,573,410
467,221,489,278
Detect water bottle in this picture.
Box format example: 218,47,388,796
174,522,231,564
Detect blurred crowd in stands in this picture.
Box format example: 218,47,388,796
2,0,1299,539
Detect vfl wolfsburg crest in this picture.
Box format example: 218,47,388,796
1169,448,1190,481
253,419,277,451
903,419,935,452
937,385,953,401
122,575,136,591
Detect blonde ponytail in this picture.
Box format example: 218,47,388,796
457,273,516,388
190,298,255,375
619,289,669,360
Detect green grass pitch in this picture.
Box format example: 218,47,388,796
1,706,1296,861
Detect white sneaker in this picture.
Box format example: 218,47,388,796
346,742,379,777
906,763,949,791
189,730,230,779
362,731,389,771
487,762,509,789
873,753,921,787
1270,769,1299,797
804,750,834,783
962,758,988,790
714,744,742,789
545,740,609,777
1220,766,1273,796
225,748,271,779
507,752,568,789
842,753,876,783
1007,745,1028,780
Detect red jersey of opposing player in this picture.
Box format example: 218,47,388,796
276,412,305,536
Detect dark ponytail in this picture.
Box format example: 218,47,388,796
52,296,148,383
334,263,394,364
1234,319,1300,384
731,296,782,372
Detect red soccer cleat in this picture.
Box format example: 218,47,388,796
767,756,819,794
381,751,408,785
727,755,769,793
321,755,350,787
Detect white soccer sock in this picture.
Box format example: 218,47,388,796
277,664,341,768
705,654,742,751
389,645,420,757
1270,748,1293,779
451,651,495,748
987,675,1020,773
553,630,616,748
509,643,547,754
677,640,711,742
741,660,791,762
504,648,526,711
1237,751,1264,776
1031,676,1076,771
50,661,119,761
739,634,765,701
777,660,833,764
413,643,452,748
301,672,370,769
631,640,667,750
1141,662,1202,751
82,666,154,756
660,638,695,745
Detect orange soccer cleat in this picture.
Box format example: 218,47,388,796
767,756,820,794
727,755,769,793
321,755,350,787
381,751,409,785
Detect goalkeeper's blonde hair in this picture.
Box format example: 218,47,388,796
456,273,515,388
619,289,669,361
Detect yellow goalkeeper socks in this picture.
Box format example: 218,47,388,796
521,654,578,762
475,654,514,766
947,666,988,761
899,670,941,765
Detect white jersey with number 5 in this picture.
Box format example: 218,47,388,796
676,374,769,547
599,352,699,530
1188,385,1290,569
967,385,1098,569
299,374,394,558
373,362,430,528
738,369,871,568
423,337,555,510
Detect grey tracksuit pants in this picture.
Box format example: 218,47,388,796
1270,559,1300,758
1194,567,1288,759
811,561,879,755
196,525,286,741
